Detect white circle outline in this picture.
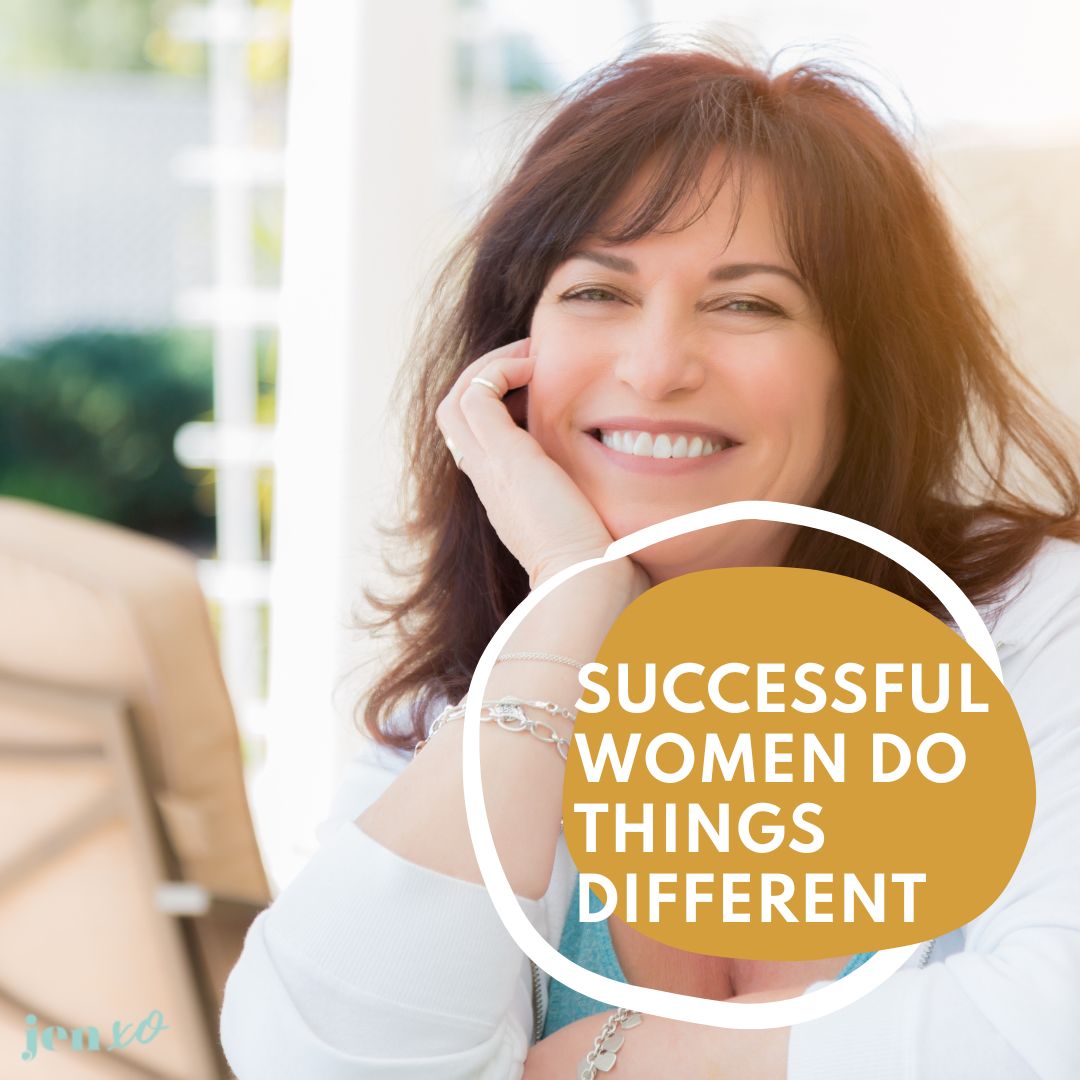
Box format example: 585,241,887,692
461,500,1002,1028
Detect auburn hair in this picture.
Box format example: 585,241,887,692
351,30,1080,750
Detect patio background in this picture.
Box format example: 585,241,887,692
2,0,1077,890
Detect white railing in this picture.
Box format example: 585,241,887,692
169,0,286,748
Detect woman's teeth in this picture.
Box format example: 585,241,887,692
597,430,731,459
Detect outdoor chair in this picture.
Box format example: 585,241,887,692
0,496,270,1079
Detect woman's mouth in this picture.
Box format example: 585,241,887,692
588,427,736,460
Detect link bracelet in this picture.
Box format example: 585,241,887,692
412,697,575,761
496,651,585,671
577,1009,643,1078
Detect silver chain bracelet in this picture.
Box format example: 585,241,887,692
493,694,577,723
576,1008,642,1078
496,651,585,671
412,696,574,761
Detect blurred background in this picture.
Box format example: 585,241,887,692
2,0,1078,903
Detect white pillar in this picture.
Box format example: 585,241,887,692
260,0,454,889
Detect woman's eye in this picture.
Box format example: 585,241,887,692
560,287,619,303
559,289,781,315
721,299,781,315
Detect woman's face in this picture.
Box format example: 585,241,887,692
526,155,845,582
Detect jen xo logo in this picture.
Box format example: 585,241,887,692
21,1010,168,1062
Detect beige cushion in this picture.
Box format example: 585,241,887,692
0,496,269,1078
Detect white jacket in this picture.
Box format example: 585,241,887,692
220,538,1080,1079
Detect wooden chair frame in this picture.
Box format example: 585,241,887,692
0,670,263,1079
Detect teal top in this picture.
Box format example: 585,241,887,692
542,875,875,1039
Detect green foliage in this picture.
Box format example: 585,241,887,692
0,328,216,545
0,0,162,74
0,0,290,81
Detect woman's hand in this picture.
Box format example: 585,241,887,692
435,336,649,593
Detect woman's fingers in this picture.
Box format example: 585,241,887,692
459,355,538,459
446,337,532,412
434,334,620,587
435,337,532,471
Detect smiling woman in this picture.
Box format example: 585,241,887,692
220,26,1080,1080
526,155,845,578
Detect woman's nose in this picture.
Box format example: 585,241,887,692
612,318,707,400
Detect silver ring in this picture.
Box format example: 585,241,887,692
470,376,504,399
445,436,464,469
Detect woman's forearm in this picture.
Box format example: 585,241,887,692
357,557,642,900
523,992,796,1080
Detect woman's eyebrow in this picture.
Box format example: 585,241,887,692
564,249,807,294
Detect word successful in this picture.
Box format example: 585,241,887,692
576,661,989,715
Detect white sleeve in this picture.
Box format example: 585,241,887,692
219,734,548,1079
788,564,1080,1080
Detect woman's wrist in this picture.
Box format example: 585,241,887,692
359,704,570,900
491,551,639,657
532,550,648,600
477,556,643,730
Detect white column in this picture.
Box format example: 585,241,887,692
260,0,454,889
